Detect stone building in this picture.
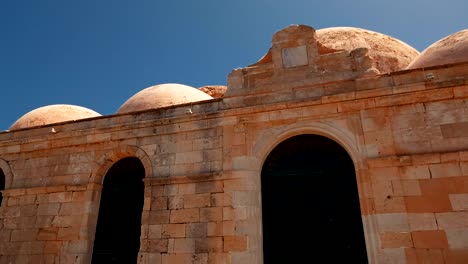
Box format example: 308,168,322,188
1,24,468,263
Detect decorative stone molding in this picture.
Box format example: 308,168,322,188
90,145,153,184
0,158,14,189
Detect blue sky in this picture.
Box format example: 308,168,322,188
1,0,467,130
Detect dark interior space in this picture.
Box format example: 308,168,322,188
0,169,4,206
92,157,145,264
261,135,368,263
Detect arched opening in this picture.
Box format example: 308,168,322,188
92,157,145,264
261,134,368,263
0,168,5,207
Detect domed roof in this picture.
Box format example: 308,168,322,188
9,104,101,131
117,83,214,114
406,29,468,69
316,27,420,73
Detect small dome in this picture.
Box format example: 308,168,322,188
10,104,101,130
406,29,468,69
316,27,420,73
117,83,214,114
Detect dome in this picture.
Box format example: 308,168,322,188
316,27,420,73
9,104,101,131
406,29,468,69
117,83,214,114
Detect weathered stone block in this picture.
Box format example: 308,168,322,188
162,224,186,238
379,232,413,248
223,236,248,252
170,209,200,224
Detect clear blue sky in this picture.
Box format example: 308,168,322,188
1,0,467,130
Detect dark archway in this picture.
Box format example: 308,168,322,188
261,135,368,263
0,168,5,207
92,157,145,264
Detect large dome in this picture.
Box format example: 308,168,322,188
316,27,420,73
117,83,214,114
9,104,101,131
406,29,468,69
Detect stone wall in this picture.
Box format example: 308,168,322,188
1,35,468,264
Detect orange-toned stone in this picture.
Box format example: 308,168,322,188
372,181,393,198
454,176,468,193
162,253,208,264
443,249,468,264
183,194,211,208
43,241,62,254
151,197,168,210
405,195,452,213
36,227,58,241
392,179,421,196
412,230,449,249
359,198,375,215
223,236,248,252
368,167,400,182
148,210,171,225
405,248,444,264
222,207,248,221
148,225,162,239
195,237,223,253
400,165,431,180
380,232,413,248
208,253,231,264
186,223,208,238
411,154,441,165
11,229,38,242
207,222,223,237
374,196,406,213
162,224,186,238
57,227,79,240
170,209,200,224
429,163,462,178
173,238,195,254
141,239,169,253
419,178,458,195
200,207,223,222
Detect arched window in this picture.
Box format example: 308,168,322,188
261,134,368,263
92,157,145,264
0,168,5,207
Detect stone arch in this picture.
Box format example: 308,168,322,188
251,121,377,263
253,122,365,173
91,157,145,263
0,158,14,190
0,165,4,207
261,134,367,262
85,145,152,262
91,145,153,184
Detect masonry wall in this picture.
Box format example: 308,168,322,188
0,105,260,263
0,63,468,263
